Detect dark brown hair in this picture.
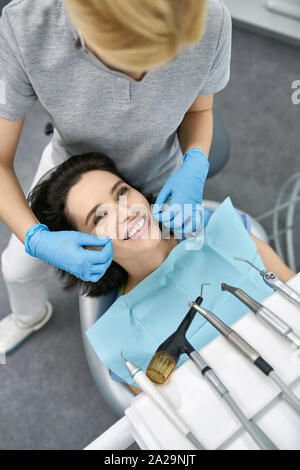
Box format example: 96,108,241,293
27,152,160,297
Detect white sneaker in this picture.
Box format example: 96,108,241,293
0,301,53,355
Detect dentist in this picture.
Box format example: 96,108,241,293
0,0,232,353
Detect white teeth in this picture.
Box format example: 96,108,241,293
127,216,146,239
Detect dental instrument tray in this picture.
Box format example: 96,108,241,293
123,273,300,450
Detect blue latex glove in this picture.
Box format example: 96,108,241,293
152,148,210,237
25,223,114,282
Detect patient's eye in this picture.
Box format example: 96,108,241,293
118,186,128,198
93,186,128,225
94,212,106,225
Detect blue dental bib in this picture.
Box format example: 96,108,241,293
86,197,273,387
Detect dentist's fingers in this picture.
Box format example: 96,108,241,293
81,239,113,264
152,185,172,215
80,233,111,247
153,200,182,224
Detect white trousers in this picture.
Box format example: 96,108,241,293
1,141,58,326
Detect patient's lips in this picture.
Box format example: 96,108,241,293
126,214,144,237
124,214,149,241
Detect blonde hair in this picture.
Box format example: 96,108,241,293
64,0,208,70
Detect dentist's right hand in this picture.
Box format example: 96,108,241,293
24,223,114,282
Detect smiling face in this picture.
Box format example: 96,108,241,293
65,170,162,260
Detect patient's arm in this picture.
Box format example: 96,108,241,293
250,233,296,282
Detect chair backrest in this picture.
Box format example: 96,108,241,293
79,289,135,419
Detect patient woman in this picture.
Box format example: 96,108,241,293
27,152,296,396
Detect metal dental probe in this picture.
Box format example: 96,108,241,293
221,282,300,349
188,301,300,415
185,343,278,450
233,256,300,307
121,352,205,450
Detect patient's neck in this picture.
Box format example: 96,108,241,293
119,235,178,293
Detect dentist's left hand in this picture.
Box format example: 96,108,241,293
152,148,210,236
25,223,114,282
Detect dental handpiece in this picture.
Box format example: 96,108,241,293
221,282,300,349
234,257,300,308
121,353,205,450
185,343,278,450
188,302,300,415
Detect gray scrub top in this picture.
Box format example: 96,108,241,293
0,0,232,196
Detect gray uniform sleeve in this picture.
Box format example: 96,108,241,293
0,7,37,120
199,2,232,95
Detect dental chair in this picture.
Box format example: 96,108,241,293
78,109,270,419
